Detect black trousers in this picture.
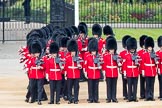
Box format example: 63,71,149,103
106,77,117,101
122,74,128,98
60,74,65,96
140,74,145,98
88,79,99,102
29,78,44,102
80,69,87,81
158,75,162,98
49,80,61,103
127,77,138,101
145,77,155,100
100,70,104,80
67,78,80,102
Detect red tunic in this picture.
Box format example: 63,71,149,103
84,54,101,79
27,57,46,79
98,38,104,54
103,52,118,78
119,50,127,73
64,54,82,79
137,49,145,74
46,57,62,80
141,52,157,77
156,50,162,74
122,52,139,77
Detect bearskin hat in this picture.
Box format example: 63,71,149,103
67,39,78,52
139,35,148,48
71,25,79,35
61,37,70,48
64,27,72,38
78,22,88,35
78,24,87,34
49,42,59,54
55,35,64,48
126,37,137,50
144,37,154,49
29,40,42,54
106,37,117,51
103,25,114,36
92,24,102,37
158,36,162,47
122,35,131,48
88,38,98,52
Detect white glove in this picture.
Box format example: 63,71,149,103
46,74,49,81
158,68,161,75
123,71,127,79
98,66,102,70
142,70,145,77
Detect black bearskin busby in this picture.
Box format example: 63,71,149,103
122,35,131,48
126,37,137,50
71,25,79,35
61,37,70,48
158,36,162,47
49,42,59,54
139,35,148,48
64,27,72,38
106,38,117,51
92,24,102,37
78,22,88,35
144,37,154,49
67,39,78,52
78,24,87,34
29,40,42,54
88,38,98,52
103,25,114,36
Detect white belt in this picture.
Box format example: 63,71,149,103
68,66,78,69
106,66,117,68
88,66,98,69
161,62,162,64
127,66,137,68
31,67,38,69
50,69,61,72
144,63,155,66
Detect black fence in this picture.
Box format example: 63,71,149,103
0,0,74,42
79,0,162,28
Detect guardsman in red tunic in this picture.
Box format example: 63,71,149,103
77,23,88,82
102,25,115,53
84,38,102,103
27,41,46,105
103,37,119,103
65,39,82,104
141,37,158,101
59,36,69,100
137,35,148,99
92,24,104,81
156,36,162,100
46,42,63,104
119,35,131,100
123,37,139,102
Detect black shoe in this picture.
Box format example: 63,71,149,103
123,97,128,100
106,100,111,103
56,102,60,104
112,100,118,103
74,101,78,104
144,99,149,101
87,99,90,101
133,99,138,102
151,98,155,101
139,97,145,99
25,98,29,103
94,100,100,103
63,96,68,101
38,101,42,105
88,100,93,103
29,100,35,103
68,100,73,104
48,102,54,104
127,100,132,102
